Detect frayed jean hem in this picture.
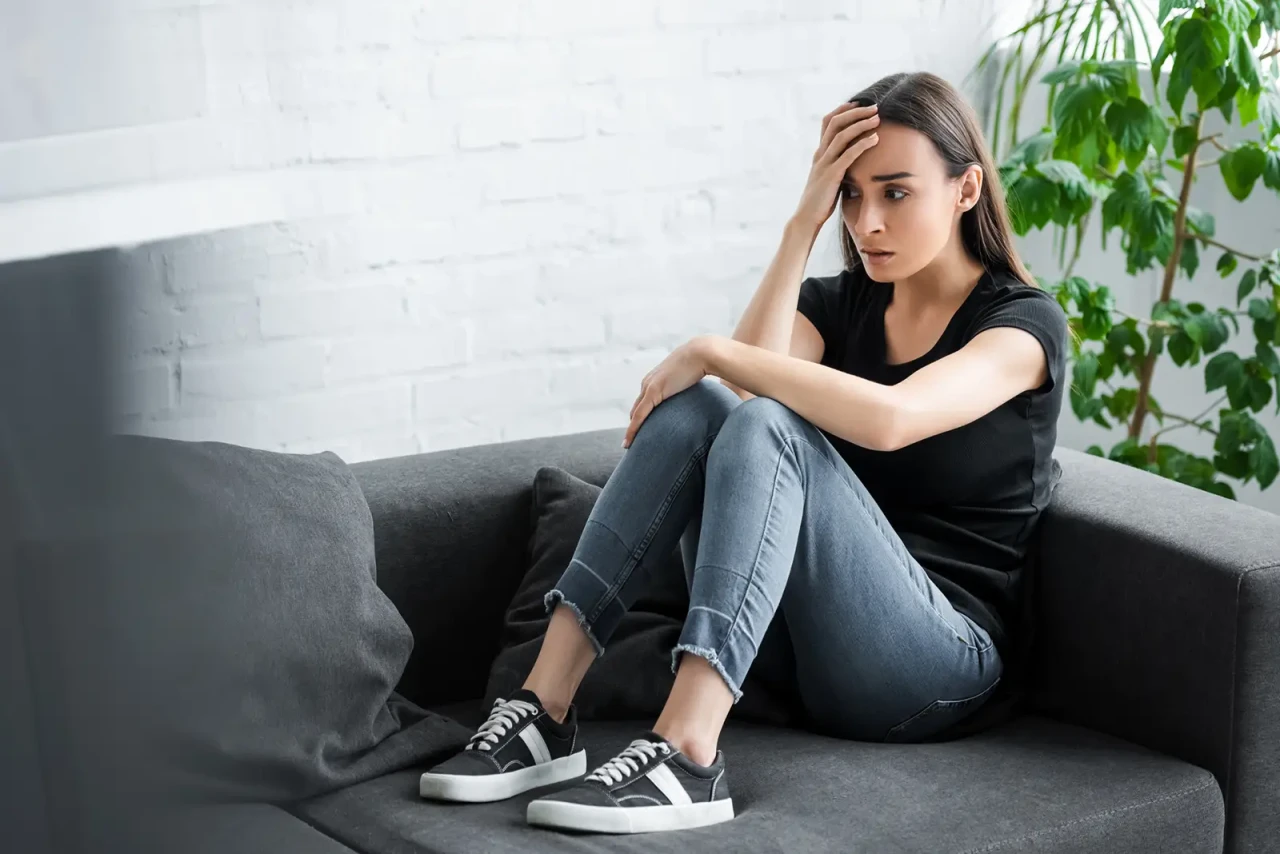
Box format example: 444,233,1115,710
671,643,744,703
543,588,605,657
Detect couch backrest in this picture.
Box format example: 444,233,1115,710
350,427,627,708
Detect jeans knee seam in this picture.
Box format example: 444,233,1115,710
598,432,715,619
713,433,791,663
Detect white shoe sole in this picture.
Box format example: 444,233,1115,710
420,750,587,803
526,797,736,833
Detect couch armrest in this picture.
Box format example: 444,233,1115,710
1034,447,1280,854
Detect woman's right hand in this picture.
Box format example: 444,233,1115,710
791,102,880,235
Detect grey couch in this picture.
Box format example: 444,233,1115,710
178,427,1280,853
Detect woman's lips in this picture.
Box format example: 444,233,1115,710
861,249,895,266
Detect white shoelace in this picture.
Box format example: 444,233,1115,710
585,739,671,785
465,698,539,752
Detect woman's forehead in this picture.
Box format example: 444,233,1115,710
844,123,942,181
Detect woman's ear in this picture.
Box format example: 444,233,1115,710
956,164,983,213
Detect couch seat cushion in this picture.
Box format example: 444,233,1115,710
294,705,1222,854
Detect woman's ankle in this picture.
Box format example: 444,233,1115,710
653,723,717,767
521,681,571,723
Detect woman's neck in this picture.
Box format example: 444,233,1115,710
891,241,985,313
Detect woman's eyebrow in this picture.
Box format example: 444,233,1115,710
844,171,916,184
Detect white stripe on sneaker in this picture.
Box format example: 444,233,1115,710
645,762,692,806
519,724,552,765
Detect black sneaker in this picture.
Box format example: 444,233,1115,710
419,689,586,803
525,732,734,833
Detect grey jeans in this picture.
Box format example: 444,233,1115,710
546,378,1003,742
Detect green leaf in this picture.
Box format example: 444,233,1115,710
1206,351,1246,392
1097,60,1138,98
1035,159,1093,196
1249,297,1278,321
1193,66,1228,110
1007,175,1059,233
1105,98,1154,157
1042,61,1083,85
1169,330,1197,365
1073,350,1100,397
1238,268,1259,303
1086,444,1105,457
1172,125,1199,158
1181,236,1201,278
1217,0,1261,34
1248,374,1274,411
1253,435,1279,488
1175,17,1233,68
1220,144,1267,200
1185,207,1216,237
1257,342,1280,375
1233,33,1262,90
1258,88,1280,139
1264,150,1280,191
1218,252,1239,276
1005,131,1055,168
1054,83,1108,150
1158,0,1196,24
1103,387,1139,421
1168,65,1194,117
1148,110,1170,157
1238,86,1261,125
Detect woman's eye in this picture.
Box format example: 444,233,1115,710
886,188,907,201
840,184,859,199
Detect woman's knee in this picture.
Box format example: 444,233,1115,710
635,377,740,447
711,395,807,455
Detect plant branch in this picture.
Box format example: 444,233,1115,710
1180,231,1265,262
1263,46,1280,61
1131,112,1204,440
1114,308,1175,329
1200,134,1229,153
1062,211,1091,279
1149,397,1226,441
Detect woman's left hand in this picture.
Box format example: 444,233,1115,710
623,335,717,449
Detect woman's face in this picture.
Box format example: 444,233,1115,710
839,122,981,282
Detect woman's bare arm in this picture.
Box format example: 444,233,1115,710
720,219,826,401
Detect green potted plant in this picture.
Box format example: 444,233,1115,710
976,0,1280,498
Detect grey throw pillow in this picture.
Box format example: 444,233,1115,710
15,435,470,805
484,466,798,726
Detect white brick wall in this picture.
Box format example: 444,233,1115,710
11,0,1002,461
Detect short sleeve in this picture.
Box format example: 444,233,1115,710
971,284,1069,394
796,271,846,352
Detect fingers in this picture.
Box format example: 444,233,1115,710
623,394,655,449
819,103,877,156
833,131,879,169
625,382,661,448
820,114,881,169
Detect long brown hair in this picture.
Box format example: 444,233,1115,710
837,72,1034,286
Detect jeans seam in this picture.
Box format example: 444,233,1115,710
592,432,716,624
712,431,790,664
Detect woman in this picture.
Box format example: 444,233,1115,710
420,71,1068,835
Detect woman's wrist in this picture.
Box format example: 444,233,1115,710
783,214,822,247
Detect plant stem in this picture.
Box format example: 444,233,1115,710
1180,231,1265,262
1130,112,1204,441
1062,211,1091,279
1263,47,1280,61
1114,308,1175,329
1149,395,1227,441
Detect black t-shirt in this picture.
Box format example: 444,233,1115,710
795,266,1068,657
